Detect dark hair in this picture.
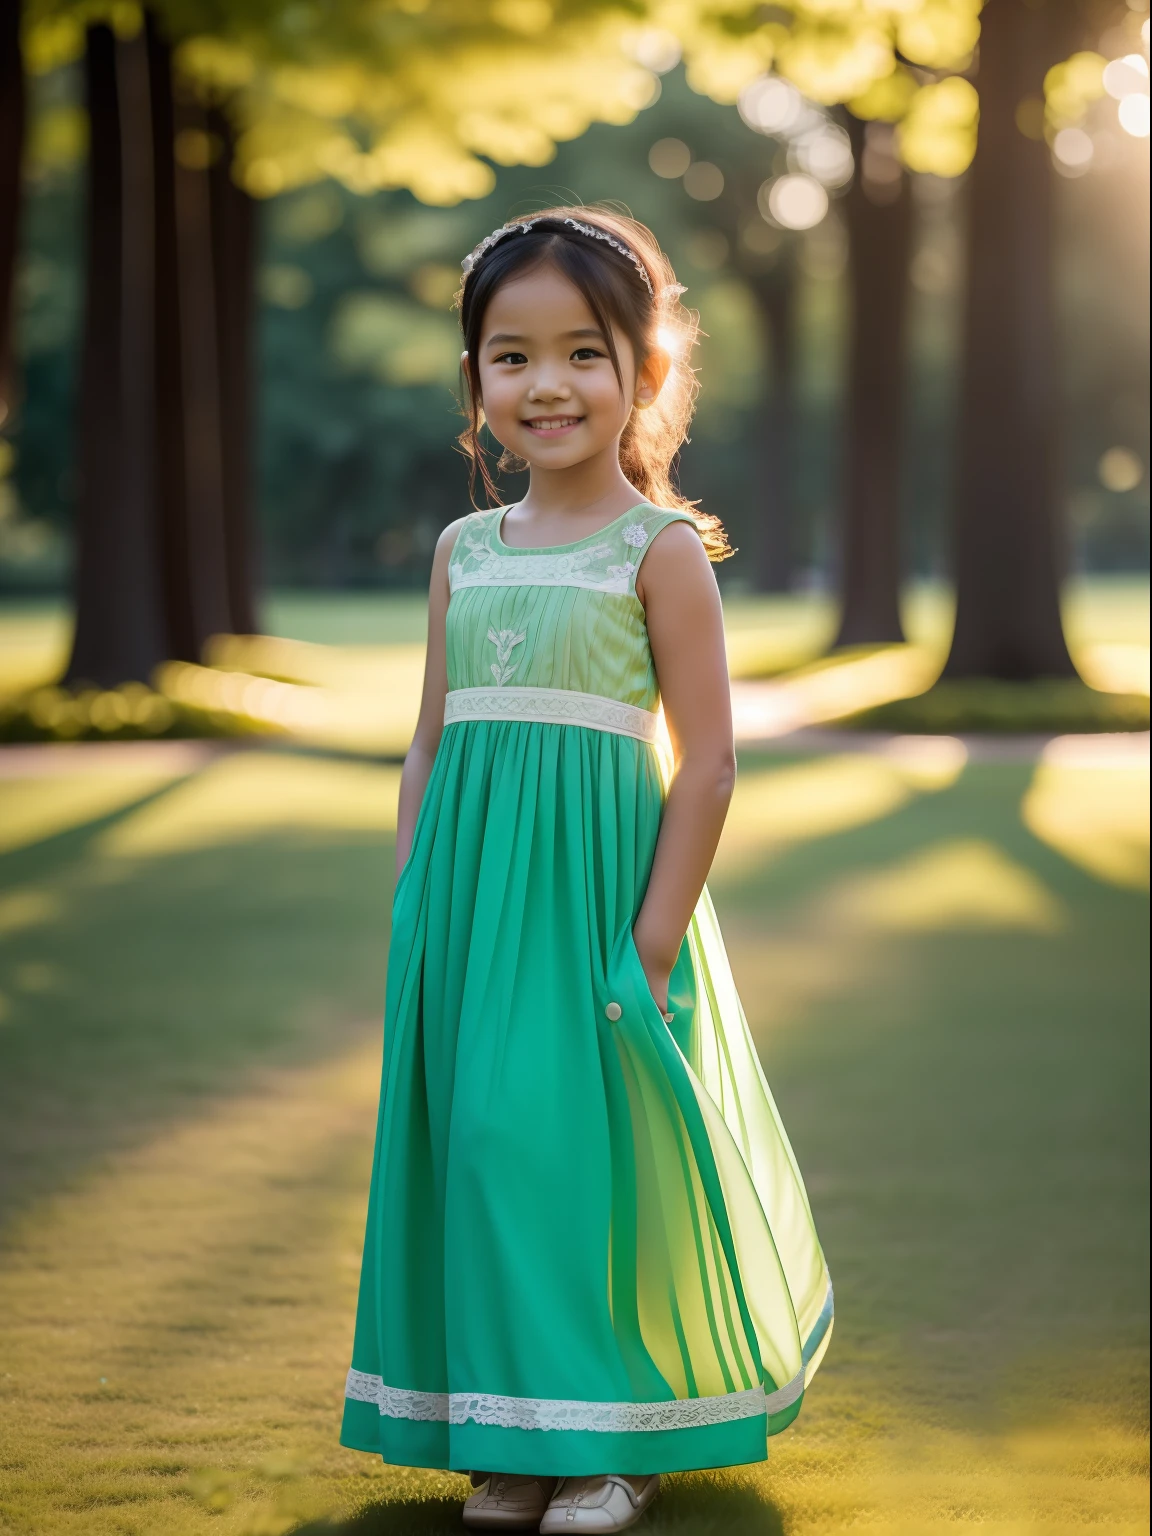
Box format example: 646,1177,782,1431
455,205,731,562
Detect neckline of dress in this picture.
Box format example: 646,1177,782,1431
492,502,653,554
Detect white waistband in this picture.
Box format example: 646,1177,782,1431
444,686,659,744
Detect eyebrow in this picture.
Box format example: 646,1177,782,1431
485,327,607,346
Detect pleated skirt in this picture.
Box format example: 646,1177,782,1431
341,718,832,1475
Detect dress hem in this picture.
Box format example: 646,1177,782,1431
340,1397,782,1474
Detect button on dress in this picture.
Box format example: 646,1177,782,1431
341,504,832,1476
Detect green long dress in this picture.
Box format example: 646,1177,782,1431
341,504,832,1476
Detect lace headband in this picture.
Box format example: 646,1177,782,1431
461,216,656,298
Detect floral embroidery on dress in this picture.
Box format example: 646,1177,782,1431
606,561,637,583
621,524,650,549
487,627,526,685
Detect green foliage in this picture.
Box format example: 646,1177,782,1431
25,0,667,200
1,65,81,591
19,0,995,198
848,678,1151,734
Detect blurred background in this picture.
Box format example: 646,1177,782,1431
0,1,1148,1533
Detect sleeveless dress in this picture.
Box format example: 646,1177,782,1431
341,504,832,1477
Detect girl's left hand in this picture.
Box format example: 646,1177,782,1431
646,969,672,1016
633,933,673,1015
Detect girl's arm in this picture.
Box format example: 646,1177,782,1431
394,518,463,876
633,522,737,1010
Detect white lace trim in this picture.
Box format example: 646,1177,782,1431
447,509,687,595
344,1369,787,1432
767,1366,806,1415
444,687,659,744
450,537,634,595
345,1371,448,1421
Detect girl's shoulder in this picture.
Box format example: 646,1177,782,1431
446,506,504,543
622,504,702,565
631,507,715,604
617,506,708,609
625,504,699,539
439,506,503,557
444,506,507,591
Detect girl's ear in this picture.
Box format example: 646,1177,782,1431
634,347,672,411
461,351,480,402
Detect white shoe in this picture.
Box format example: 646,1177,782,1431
539,1474,660,1532
462,1473,557,1530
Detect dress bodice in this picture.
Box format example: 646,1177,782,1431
445,504,696,716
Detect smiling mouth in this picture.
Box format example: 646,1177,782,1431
523,416,583,432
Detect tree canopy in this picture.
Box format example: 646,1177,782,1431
19,0,1118,204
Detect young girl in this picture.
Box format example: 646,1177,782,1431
341,208,831,1533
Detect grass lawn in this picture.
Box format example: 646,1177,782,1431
0,742,1147,1534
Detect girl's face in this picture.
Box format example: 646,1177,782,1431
473,263,665,471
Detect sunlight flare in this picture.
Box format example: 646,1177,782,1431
96,753,402,859
1022,736,1150,891
825,838,1067,932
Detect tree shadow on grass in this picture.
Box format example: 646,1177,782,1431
0,779,395,1229
295,1476,787,1536
652,1473,787,1534
292,1494,463,1536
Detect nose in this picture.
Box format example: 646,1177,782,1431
526,372,570,403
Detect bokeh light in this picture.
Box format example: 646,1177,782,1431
683,160,724,200
1098,446,1145,492
1118,93,1150,136
626,27,681,75
259,264,314,309
796,126,854,188
648,137,691,178
1052,126,1094,173
761,174,829,231
1102,53,1149,99
740,218,780,256
738,76,804,136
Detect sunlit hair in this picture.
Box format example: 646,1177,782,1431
455,205,731,562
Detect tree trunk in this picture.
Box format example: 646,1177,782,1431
748,258,798,593
149,12,231,662
209,108,259,635
148,11,189,661
943,0,1075,679
833,116,912,647
68,10,258,687
0,0,25,426
67,24,166,688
